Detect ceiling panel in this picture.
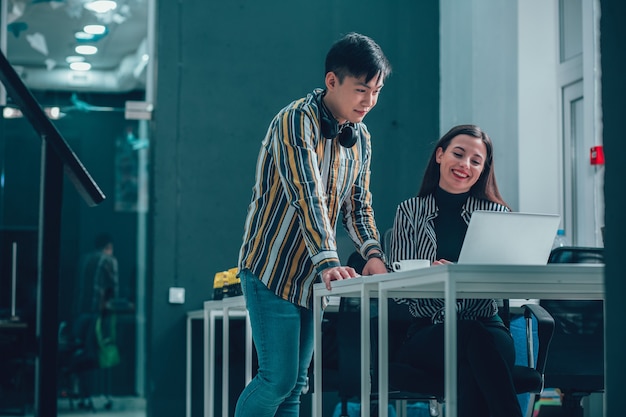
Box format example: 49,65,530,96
4,0,149,92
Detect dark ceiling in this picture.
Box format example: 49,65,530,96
4,0,149,93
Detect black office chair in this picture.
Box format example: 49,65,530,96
57,317,99,412
382,228,393,256
540,246,604,417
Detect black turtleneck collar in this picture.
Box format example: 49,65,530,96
434,186,469,211
433,186,470,262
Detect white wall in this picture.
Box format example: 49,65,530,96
517,0,561,216
441,0,565,217
441,0,603,245
440,0,520,210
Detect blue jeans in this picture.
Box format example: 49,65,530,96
235,269,314,417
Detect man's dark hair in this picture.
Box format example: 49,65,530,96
325,32,392,84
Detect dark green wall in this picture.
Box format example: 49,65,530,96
600,0,625,415
150,1,439,416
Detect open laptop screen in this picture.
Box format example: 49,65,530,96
457,211,561,265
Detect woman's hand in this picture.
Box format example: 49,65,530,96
432,258,454,266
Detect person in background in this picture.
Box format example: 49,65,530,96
78,233,119,316
236,32,391,417
388,124,522,417
73,232,120,410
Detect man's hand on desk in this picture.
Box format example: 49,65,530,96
362,257,388,276
321,266,360,290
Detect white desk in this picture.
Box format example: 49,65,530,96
203,296,252,417
312,264,604,417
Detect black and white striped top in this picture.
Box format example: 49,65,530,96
388,194,509,323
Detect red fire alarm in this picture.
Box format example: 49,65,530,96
590,145,604,165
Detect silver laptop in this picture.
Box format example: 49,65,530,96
457,211,561,265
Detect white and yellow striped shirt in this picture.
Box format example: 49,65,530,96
238,88,383,309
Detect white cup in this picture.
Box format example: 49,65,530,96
391,259,430,272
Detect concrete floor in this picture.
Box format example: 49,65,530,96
0,396,145,417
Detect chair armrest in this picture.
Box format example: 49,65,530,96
522,303,555,374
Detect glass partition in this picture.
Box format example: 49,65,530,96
0,0,153,414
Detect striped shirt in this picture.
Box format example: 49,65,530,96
389,194,509,323
238,88,382,309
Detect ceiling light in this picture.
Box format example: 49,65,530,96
45,107,63,120
70,62,92,71
74,27,108,43
75,45,98,55
3,107,22,119
2,106,64,120
83,25,107,35
84,1,117,14
75,31,96,41
66,56,86,63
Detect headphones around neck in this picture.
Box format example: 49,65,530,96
319,95,359,148
320,115,358,148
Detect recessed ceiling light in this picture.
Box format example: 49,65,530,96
84,1,117,14
45,107,63,120
3,107,22,119
66,55,86,63
83,25,107,35
75,45,98,55
70,62,92,71
75,31,96,41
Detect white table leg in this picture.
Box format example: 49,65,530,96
207,310,219,417
204,308,210,417
186,315,192,417
444,275,457,417
360,284,370,417
378,289,389,417
222,307,230,417
313,296,322,417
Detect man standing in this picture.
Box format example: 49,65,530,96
236,32,391,416
73,233,119,409
78,233,119,315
